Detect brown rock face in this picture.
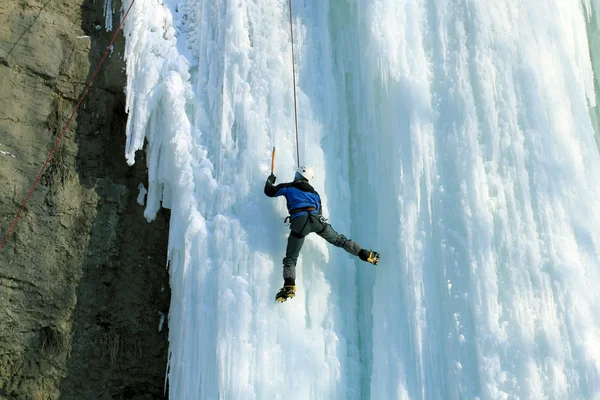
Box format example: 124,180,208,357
0,0,170,399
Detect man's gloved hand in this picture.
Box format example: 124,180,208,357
267,174,276,184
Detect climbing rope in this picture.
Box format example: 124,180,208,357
0,0,138,251
288,0,300,168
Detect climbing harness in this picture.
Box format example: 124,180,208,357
283,207,316,225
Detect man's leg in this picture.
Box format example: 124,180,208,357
277,233,303,302
317,222,379,264
282,232,304,284
316,223,361,256
281,214,317,283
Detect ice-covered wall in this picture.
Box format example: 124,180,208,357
121,0,600,398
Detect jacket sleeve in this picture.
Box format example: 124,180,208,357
264,181,288,197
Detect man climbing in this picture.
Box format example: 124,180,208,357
265,166,380,303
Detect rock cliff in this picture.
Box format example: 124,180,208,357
0,0,170,398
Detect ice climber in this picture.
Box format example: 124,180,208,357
265,166,380,303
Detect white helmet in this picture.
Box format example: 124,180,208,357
295,165,314,181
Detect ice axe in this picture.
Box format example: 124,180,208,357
271,147,276,175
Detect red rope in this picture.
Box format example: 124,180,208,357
0,0,137,251
288,0,300,168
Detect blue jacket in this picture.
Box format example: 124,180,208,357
265,178,322,219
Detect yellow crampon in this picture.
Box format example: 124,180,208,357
360,250,380,265
275,285,296,303
366,251,380,265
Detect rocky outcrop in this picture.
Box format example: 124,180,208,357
0,0,170,399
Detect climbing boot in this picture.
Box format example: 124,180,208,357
359,249,380,265
275,284,296,303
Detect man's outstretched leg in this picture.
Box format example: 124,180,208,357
317,222,380,265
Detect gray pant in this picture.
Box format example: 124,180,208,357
282,213,362,283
